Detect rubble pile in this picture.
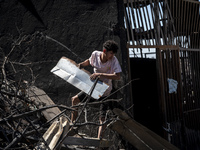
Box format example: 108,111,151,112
0,81,50,149
0,55,124,149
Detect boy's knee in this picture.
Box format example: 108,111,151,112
71,95,80,105
99,117,105,123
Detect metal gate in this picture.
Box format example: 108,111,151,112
123,0,200,149
179,49,200,150
157,47,200,149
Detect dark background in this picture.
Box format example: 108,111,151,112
0,0,129,107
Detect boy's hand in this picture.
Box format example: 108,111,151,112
78,63,82,69
90,73,102,80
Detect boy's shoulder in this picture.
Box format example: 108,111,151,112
92,50,102,56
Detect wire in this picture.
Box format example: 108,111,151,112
45,35,83,62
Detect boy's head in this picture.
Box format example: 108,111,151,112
103,40,119,54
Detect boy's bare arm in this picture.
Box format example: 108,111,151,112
90,72,121,80
78,59,90,68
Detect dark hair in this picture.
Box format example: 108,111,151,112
103,40,119,53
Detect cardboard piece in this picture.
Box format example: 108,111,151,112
51,57,109,99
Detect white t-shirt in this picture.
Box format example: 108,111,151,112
89,50,122,96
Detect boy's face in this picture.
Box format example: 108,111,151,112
105,50,115,60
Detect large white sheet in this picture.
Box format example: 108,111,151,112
51,57,109,99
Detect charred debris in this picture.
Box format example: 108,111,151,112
0,47,123,149
0,55,178,150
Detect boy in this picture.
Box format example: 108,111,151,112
71,40,122,138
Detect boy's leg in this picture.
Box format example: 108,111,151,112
71,91,88,122
71,95,80,122
98,116,106,139
98,101,107,139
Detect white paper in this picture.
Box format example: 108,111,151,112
167,78,178,94
51,57,109,99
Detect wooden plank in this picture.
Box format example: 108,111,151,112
110,120,151,150
43,116,70,150
35,116,70,150
28,86,61,121
109,108,179,150
62,136,112,148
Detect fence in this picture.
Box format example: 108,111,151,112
124,0,200,149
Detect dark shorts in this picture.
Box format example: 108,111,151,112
77,91,109,117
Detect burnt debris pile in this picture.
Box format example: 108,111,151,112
0,81,48,149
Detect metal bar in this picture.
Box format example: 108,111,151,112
188,51,196,131
144,0,155,45
177,0,180,45
180,0,184,47
179,50,188,147
166,0,176,45
196,52,200,106
197,9,200,49
141,0,152,46
177,0,181,44
190,3,195,48
154,0,161,45
194,4,199,49
191,51,198,110
171,50,177,120
172,50,180,119
132,0,142,53
181,51,187,112
162,50,171,122
160,0,169,45
159,0,166,45
196,53,200,110
182,1,187,47
187,2,192,48
176,48,184,119
175,0,178,45
155,0,162,45
130,0,140,47
134,0,144,45
166,49,174,122
126,0,135,44
124,4,131,44
169,0,173,45
136,0,148,46
185,1,190,48
156,48,168,139
149,0,159,45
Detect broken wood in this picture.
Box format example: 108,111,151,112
42,116,70,150
62,136,112,148
28,86,62,121
109,108,179,150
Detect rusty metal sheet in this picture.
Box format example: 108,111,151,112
51,57,109,99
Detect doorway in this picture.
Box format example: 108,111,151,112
130,58,162,136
